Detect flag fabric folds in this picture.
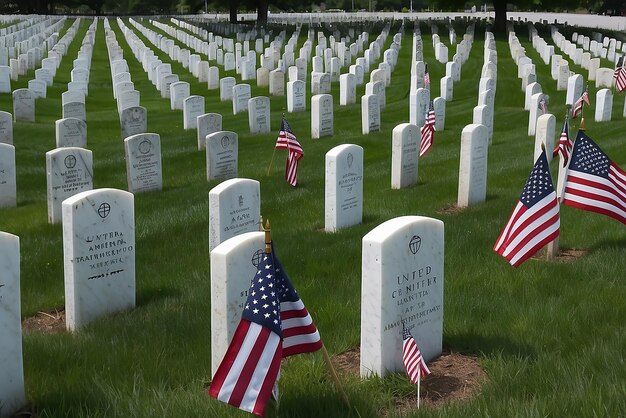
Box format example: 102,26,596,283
553,117,573,165
494,150,560,267
614,56,626,92
572,86,590,119
538,96,548,114
276,118,304,187
419,102,435,158
402,323,431,384
562,130,626,226
209,246,322,416
423,63,430,87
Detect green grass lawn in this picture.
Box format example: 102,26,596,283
0,16,625,417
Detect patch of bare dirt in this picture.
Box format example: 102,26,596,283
22,308,66,334
436,204,465,215
334,348,486,414
531,248,588,262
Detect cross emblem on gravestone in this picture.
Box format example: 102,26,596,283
347,153,353,168
64,155,77,169
251,249,264,267
98,202,111,219
221,136,230,149
138,140,151,154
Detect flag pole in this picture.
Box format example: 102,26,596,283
543,142,559,260
321,344,352,409
417,368,421,409
264,219,352,411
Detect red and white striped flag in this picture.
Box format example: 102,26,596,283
572,86,590,119
419,102,435,158
276,118,304,187
614,56,626,92
209,246,322,417
402,323,430,384
563,131,626,225
553,117,572,165
494,150,560,267
423,63,430,87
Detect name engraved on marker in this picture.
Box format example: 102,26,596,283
74,230,134,276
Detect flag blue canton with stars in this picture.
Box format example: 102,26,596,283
569,132,610,178
242,254,282,336
519,152,554,207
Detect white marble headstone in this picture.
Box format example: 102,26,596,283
0,111,12,145
55,117,87,148
595,88,613,122
46,147,93,224
311,94,333,139
124,133,162,193
287,80,306,113
360,216,444,378
206,131,238,182
534,114,556,164
325,144,363,232
62,188,135,331
391,123,419,189
0,231,25,417
183,95,205,130
197,113,222,151
0,143,16,208
210,231,265,376
457,124,489,208
208,178,261,252
12,89,35,122
232,84,251,115
248,96,270,134
120,106,147,140
361,93,380,135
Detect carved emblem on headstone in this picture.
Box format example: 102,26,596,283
138,139,151,155
64,155,77,169
251,249,263,267
347,152,354,168
238,195,244,207
409,235,421,255
221,135,230,149
98,202,111,219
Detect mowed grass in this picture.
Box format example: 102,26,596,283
0,16,625,417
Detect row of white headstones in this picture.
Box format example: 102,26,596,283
0,18,502,416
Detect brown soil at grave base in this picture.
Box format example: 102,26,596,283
436,204,465,215
531,248,588,263
22,308,66,334
334,347,487,415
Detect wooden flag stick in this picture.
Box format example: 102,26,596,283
264,219,271,253
267,147,277,176
321,344,351,409
417,368,421,409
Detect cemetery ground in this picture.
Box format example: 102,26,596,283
1,16,625,418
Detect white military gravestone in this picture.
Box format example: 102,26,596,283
197,113,222,151
311,94,333,139
232,84,251,115
55,118,87,148
248,96,270,134
206,131,238,181
220,77,236,102
62,188,135,331
0,111,12,145
124,133,162,193
0,232,25,418
210,231,265,376
170,81,190,110
361,93,380,135
325,144,363,232
457,124,489,208
0,143,16,208
534,114,556,164
12,89,35,122
46,147,93,224
595,88,612,122
391,123,419,189
183,95,205,130
287,80,306,113
208,178,260,252
120,106,147,140
566,74,583,106
360,216,444,378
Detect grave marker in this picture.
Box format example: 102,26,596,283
124,133,162,193
457,124,488,207
325,144,363,232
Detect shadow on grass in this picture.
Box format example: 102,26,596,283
589,236,626,251
136,286,182,307
444,333,537,360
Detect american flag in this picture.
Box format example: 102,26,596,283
494,150,560,267
419,102,435,158
402,323,430,384
614,56,626,92
562,131,626,226
572,85,590,119
209,246,322,416
276,118,304,187
423,63,430,87
553,117,573,165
